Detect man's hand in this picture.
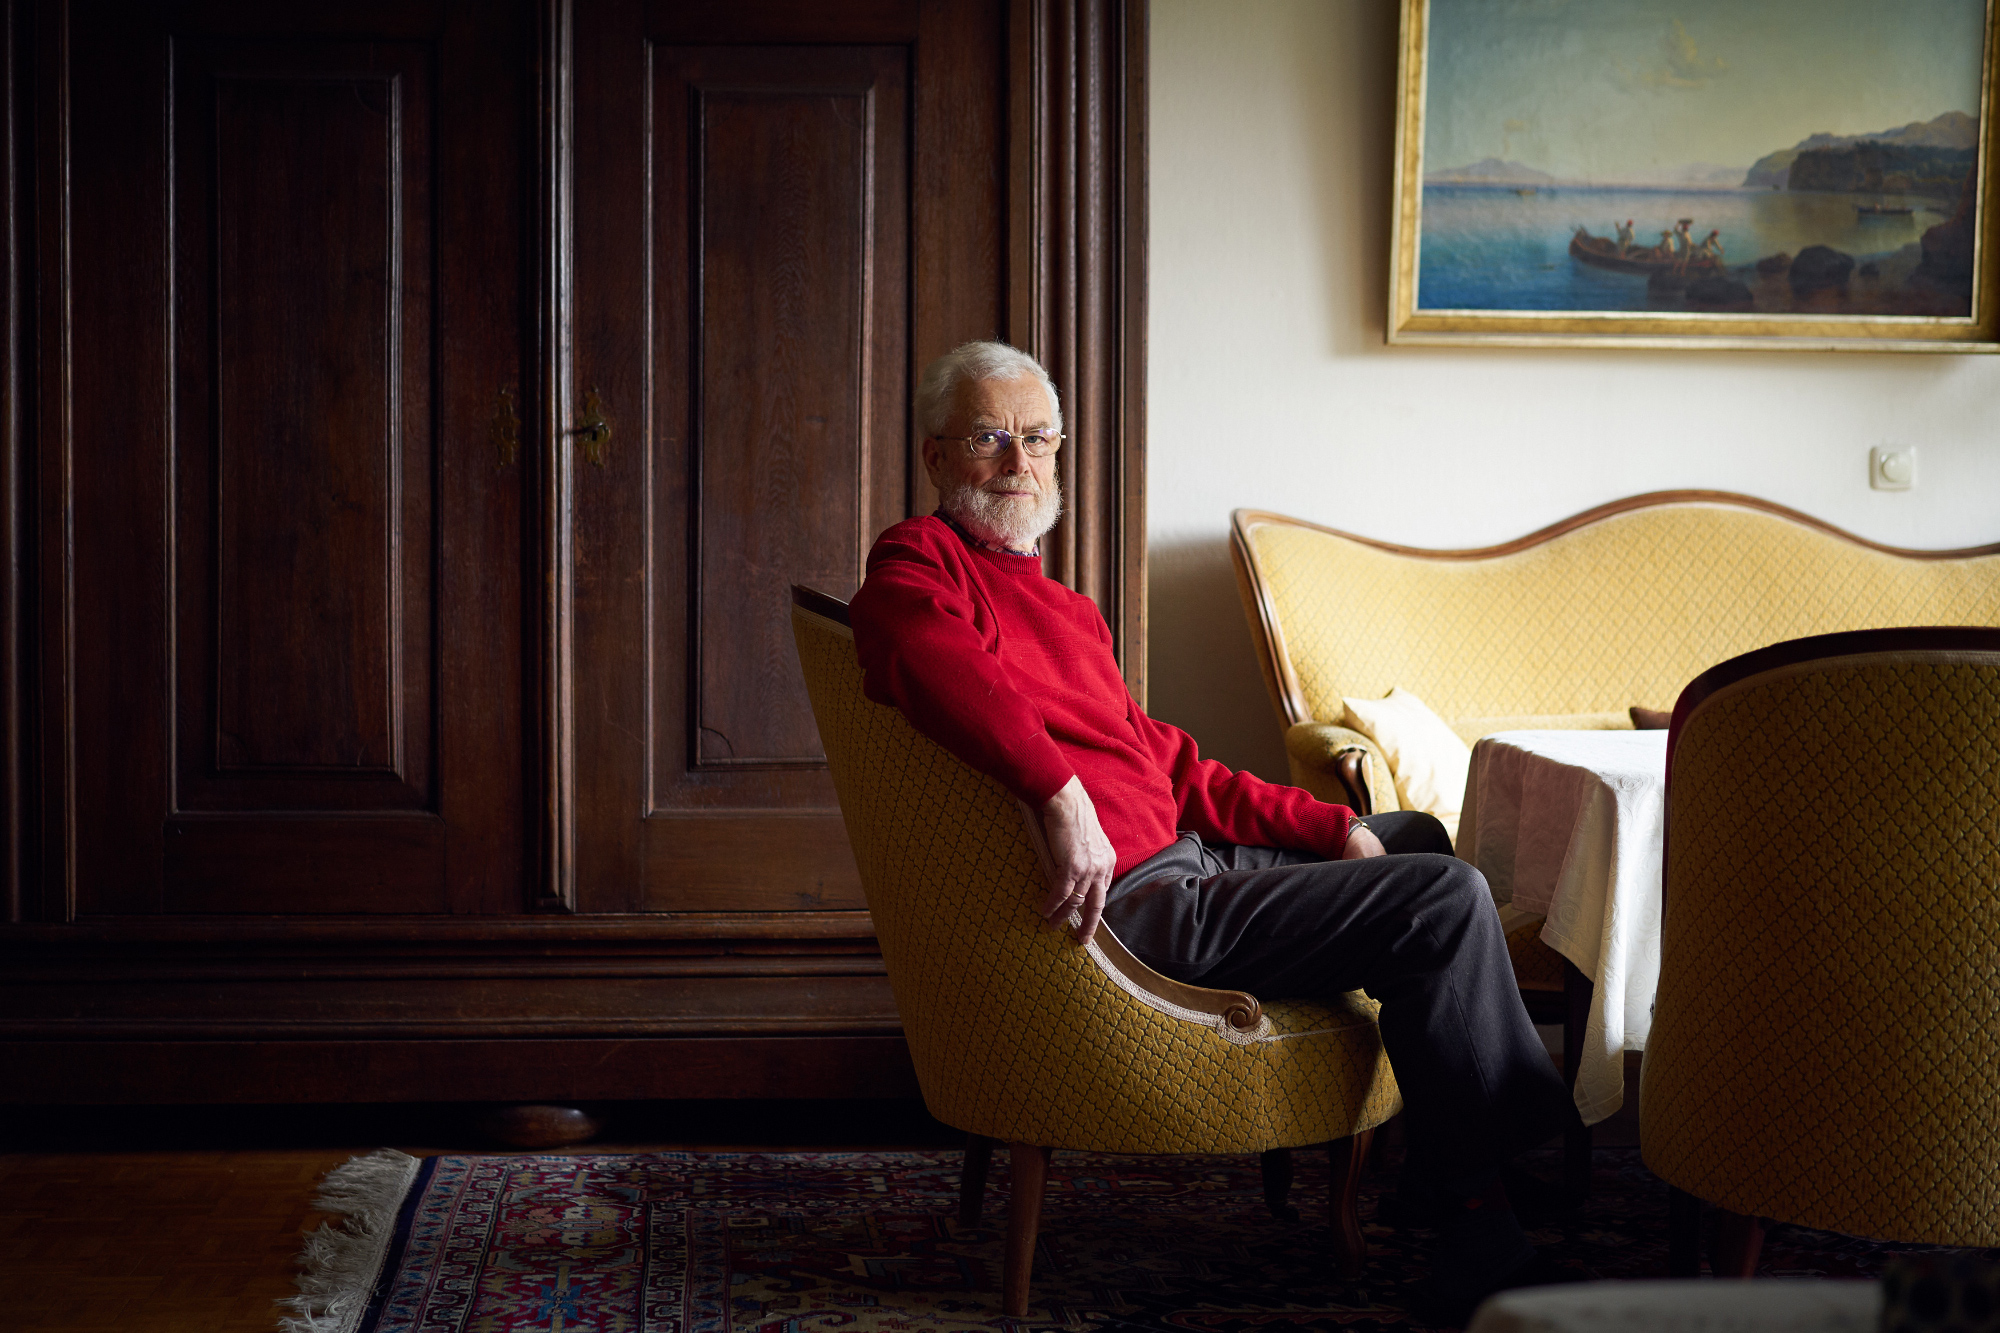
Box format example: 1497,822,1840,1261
1341,821,1386,860
1039,776,1117,944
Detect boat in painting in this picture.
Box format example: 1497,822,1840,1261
1568,227,1723,275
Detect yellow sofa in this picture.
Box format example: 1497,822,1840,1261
1230,490,2000,823
1232,488,2000,1182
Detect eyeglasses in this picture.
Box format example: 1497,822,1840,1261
933,428,1064,459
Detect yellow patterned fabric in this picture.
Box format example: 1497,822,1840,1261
1243,505,2000,729
1641,650,2000,1245
794,606,1402,1153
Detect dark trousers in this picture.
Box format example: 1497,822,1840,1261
1100,811,1575,1185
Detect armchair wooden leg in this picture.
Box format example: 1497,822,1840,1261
1328,1128,1374,1278
1259,1147,1298,1222
1667,1186,1701,1277
1561,959,1594,1202
1003,1143,1052,1317
1708,1205,1767,1278
959,1133,996,1227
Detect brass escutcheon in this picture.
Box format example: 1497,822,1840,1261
569,388,612,466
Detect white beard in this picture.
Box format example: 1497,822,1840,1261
941,474,1063,551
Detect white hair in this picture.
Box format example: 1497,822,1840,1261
914,341,1063,437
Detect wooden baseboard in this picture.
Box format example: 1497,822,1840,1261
0,1035,921,1104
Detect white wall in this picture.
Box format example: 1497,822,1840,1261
1147,0,2000,782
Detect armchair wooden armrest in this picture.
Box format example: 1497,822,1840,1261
1283,722,1392,816
1091,914,1264,1033
1015,799,1263,1033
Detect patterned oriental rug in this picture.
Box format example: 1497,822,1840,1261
283,1146,1947,1333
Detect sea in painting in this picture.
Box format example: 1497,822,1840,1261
1416,0,1985,318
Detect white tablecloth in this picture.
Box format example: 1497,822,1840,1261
1456,729,1669,1126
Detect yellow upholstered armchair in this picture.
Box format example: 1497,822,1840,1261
791,586,1402,1316
1643,626,2000,1276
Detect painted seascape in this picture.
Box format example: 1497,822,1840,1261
1416,0,1986,318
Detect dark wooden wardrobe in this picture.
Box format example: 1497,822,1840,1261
0,0,1145,1109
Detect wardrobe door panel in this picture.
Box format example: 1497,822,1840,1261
569,1,935,916
678,48,898,777
55,1,528,916
642,44,906,913
173,37,435,818
565,0,1140,922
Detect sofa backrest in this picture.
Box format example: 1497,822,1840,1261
1232,492,2000,730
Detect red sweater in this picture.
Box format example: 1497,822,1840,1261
848,516,1354,877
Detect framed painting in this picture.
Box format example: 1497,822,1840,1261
1388,0,2000,350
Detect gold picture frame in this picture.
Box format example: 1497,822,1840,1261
1388,0,2000,351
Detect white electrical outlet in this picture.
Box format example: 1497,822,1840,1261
1870,446,1915,491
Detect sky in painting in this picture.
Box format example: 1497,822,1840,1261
1422,0,1986,182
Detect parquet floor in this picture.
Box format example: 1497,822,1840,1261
0,1147,357,1333
0,1100,961,1333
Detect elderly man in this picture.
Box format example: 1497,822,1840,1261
849,341,1578,1317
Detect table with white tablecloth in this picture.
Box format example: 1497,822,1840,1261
1457,728,1670,1126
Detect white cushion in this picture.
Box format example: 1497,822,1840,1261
1340,687,1472,839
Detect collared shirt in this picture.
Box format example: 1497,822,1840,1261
934,508,1039,559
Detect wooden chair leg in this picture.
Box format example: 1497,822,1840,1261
1708,1205,1767,1278
1667,1186,1702,1277
959,1132,995,1227
1561,959,1594,1202
1259,1147,1298,1222
1327,1128,1374,1278
1003,1143,1052,1317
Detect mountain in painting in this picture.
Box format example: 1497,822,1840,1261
1742,111,1977,189
1425,158,1556,185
